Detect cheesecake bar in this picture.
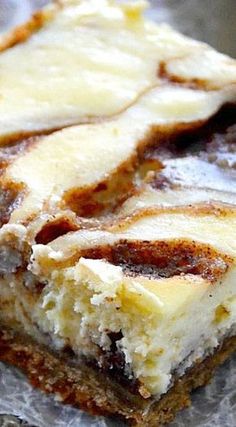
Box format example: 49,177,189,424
0,1,236,425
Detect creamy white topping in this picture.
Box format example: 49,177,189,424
2,0,225,139
6,86,236,223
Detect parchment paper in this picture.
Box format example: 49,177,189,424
0,1,235,426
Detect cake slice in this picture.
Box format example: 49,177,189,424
0,0,236,425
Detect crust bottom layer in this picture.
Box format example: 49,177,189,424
0,327,235,426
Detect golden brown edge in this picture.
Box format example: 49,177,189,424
0,326,235,426
0,11,47,52
0,1,64,52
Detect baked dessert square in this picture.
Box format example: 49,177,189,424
0,0,236,425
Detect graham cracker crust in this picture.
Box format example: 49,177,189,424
0,327,235,426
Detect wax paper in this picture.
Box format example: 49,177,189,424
0,0,235,426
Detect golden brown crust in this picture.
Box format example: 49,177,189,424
0,11,47,53
0,326,235,426
0,0,66,54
